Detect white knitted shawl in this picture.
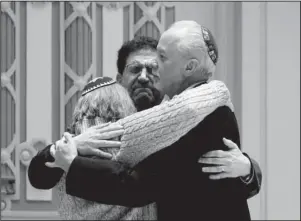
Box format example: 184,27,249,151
115,80,234,167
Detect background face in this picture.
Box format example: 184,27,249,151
120,49,163,110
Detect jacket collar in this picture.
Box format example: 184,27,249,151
161,81,208,104
184,81,208,91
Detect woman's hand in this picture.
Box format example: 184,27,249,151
73,122,125,158
45,133,78,172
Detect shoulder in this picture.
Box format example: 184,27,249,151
209,106,235,119
193,105,235,129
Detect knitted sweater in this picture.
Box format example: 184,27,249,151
115,80,233,167
56,173,157,220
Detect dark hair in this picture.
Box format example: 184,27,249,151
117,36,158,75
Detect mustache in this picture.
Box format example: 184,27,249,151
131,81,158,92
130,82,162,100
133,88,153,95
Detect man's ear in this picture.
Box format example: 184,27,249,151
184,59,199,76
116,73,122,83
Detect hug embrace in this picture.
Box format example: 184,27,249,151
28,20,262,220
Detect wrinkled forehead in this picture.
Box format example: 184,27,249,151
126,49,158,65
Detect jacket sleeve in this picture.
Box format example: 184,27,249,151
28,144,64,189
65,156,156,207
240,153,262,199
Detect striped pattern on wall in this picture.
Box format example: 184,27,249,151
60,2,102,134
123,2,175,41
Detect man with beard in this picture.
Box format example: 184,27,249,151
116,36,164,111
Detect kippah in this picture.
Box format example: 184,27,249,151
82,76,116,96
201,26,218,65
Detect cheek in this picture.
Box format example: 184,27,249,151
121,74,136,88
160,74,170,89
162,63,174,79
153,76,161,86
159,62,168,76
152,80,163,92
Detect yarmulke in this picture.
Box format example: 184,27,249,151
81,76,116,96
201,26,218,65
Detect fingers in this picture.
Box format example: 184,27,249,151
97,129,124,140
50,145,56,157
63,132,73,143
202,166,227,173
96,123,124,134
202,150,230,158
89,148,113,159
198,157,231,166
45,162,59,168
93,140,122,148
90,122,111,130
209,172,231,180
56,139,64,149
223,138,238,149
77,140,121,156
61,136,67,143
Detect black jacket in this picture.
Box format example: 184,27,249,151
28,106,261,220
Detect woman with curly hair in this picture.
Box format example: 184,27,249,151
29,77,157,220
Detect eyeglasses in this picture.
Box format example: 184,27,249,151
125,61,159,77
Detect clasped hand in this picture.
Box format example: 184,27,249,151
45,122,124,171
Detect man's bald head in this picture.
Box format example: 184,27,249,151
157,20,218,97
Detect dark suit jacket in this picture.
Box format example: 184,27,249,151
28,106,261,220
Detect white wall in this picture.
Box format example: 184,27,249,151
242,2,300,220
174,2,215,30
266,3,300,220
241,3,264,219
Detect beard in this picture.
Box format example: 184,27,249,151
130,85,163,111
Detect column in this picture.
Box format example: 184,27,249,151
102,3,124,79
26,2,53,201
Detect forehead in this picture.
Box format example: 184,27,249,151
157,31,178,53
126,49,158,65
